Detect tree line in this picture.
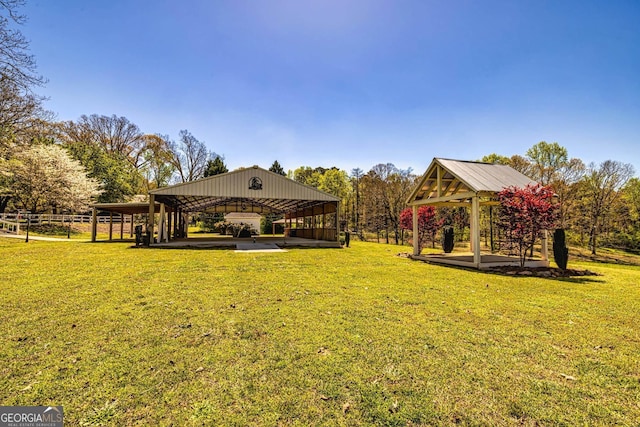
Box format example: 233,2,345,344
291,142,638,255
1,1,638,255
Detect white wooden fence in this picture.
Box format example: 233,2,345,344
0,213,132,235
0,218,20,234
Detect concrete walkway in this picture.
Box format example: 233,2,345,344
151,236,340,249
235,242,286,252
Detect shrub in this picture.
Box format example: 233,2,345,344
442,226,454,253
497,184,558,267
553,228,569,270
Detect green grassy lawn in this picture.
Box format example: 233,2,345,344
1,239,639,426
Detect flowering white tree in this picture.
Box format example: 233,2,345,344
3,144,100,213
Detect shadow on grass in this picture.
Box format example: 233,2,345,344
404,255,604,284
479,269,604,284
82,239,135,244
127,245,232,251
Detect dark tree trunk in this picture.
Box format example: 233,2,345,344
0,196,10,214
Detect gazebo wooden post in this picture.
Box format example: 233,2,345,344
167,209,172,241
120,214,124,240
108,212,113,241
91,207,97,242
412,205,419,256
130,214,134,237
471,196,481,267
148,194,155,245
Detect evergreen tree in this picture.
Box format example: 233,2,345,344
269,160,286,176
204,156,228,177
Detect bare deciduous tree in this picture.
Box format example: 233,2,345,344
362,163,415,244
0,76,40,130
579,160,635,255
0,0,52,147
170,130,210,182
139,134,175,190
0,0,46,90
508,154,535,178
553,157,585,228
58,114,146,166
350,167,364,235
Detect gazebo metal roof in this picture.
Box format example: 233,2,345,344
408,158,536,206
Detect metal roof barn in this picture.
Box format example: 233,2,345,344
149,165,339,214
90,166,341,246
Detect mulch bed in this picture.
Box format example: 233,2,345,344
487,266,600,278
399,252,600,277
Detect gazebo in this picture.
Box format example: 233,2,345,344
406,158,549,269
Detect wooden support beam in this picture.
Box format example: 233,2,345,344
109,212,113,241
335,202,339,242
173,209,178,239
541,230,549,261
158,203,166,242
312,213,316,239
148,194,155,245
409,191,477,206
442,178,458,196
322,204,326,241
412,205,419,256
91,207,97,242
471,196,481,267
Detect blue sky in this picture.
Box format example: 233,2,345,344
22,0,640,175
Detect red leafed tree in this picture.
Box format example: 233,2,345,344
400,205,441,253
497,183,558,267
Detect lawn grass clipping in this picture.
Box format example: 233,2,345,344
1,239,639,425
